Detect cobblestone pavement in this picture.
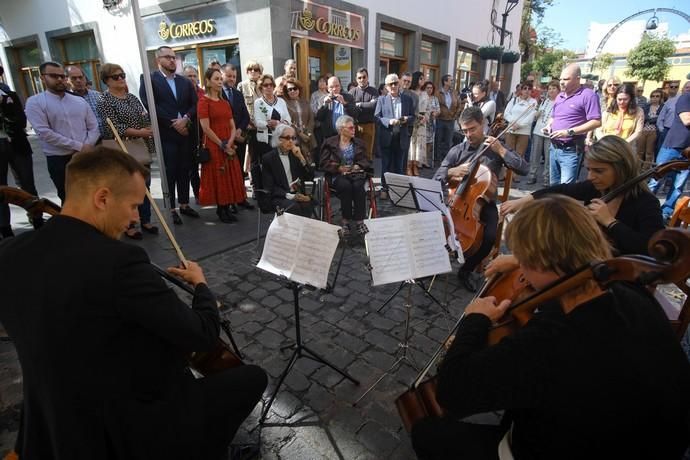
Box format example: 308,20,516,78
1,142,684,459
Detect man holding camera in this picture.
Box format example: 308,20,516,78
315,76,356,148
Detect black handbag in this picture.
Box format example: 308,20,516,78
194,118,211,163
196,145,211,163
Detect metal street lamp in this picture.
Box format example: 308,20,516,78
495,0,520,85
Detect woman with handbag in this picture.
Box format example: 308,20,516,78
97,62,158,239
319,115,371,237
197,68,246,223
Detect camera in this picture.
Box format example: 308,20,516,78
330,95,338,101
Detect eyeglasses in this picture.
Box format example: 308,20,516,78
69,75,85,80
42,73,67,79
386,81,399,86
249,67,261,72
669,85,679,89
607,83,619,87
262,82,275,88
158,55,176,60
108,73,126,81
356,75,367,79
286,87,299,92
521,86,530,90
344,125,356,130
651,94,661,98
279,135,297,140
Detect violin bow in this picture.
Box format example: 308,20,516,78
105,118,189,269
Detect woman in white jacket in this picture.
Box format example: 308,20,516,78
503,83,537,182
253,74,291,160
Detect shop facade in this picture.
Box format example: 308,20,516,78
0,0,523,100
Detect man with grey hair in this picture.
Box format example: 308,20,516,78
543,63,601,184
315,76,356,146
282,59,297,80
375,73,415,198
66,65,103,134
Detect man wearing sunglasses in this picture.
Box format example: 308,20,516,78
25,61,100,203
66,65,104,135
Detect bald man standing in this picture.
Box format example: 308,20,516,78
543,64,601,184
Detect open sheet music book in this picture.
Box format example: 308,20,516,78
365,211,453,286
383,172,463,263
257,213,341,289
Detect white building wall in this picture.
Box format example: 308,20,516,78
0,0,524,93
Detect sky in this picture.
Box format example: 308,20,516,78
538,0,690,52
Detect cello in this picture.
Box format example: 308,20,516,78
447,103,536,257
0,185,244,375
395,226,690,432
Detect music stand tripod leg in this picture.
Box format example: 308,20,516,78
354,283,418,406
374,280,407,314
260,281,359,424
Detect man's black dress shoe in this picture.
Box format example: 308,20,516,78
141,224,159,235
171,211,183,225
179,206,200,218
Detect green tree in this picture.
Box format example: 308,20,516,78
519,0,555,62
626,33,676,85
590,52,614,76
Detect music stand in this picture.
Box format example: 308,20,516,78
256,214,360,424
259,278,360,424
354,212,452,405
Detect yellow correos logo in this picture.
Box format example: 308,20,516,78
158,19,216,41
298,10,360,42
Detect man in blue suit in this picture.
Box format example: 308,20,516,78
140,46,199,225
374,73,415,199
221,65,251,171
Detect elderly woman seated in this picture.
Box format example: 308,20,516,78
319,115,372,236
261,124,314,216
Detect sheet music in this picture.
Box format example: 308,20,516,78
365,212,452,286
257,213,340,289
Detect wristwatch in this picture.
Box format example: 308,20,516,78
567,128,576,136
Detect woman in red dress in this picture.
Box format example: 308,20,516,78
198,68,246,223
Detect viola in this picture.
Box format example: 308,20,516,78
600,159,690,204
446,104,536,257
395,227,690,433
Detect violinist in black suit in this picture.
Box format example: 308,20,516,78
140,46,199,224
0,147,267,460
411,195,690,460
261,124,314,216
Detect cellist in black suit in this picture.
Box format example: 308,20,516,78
0,147,267,459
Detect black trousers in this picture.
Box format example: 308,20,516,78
196,364,267,459
161,138,193,209
0,140,38,229
46,153,74,204
460,201,498,273
331,175,367,221
411,416,506,460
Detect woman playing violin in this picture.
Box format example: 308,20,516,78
501,135,664,256
433,106,528,292
411,195,690,460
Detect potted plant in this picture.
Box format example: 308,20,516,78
501,51,521,64
478,45,504,60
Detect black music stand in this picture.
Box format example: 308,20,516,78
259,279,360,424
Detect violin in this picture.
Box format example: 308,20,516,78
446,104,536,257
395,227,690,433
0,186,244,375
600,159,690,204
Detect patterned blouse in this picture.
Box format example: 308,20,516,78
97,91,154,153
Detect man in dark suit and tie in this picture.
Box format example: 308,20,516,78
221,64,251,183
140,46,199,225
374,73,415,199
0,147,267,459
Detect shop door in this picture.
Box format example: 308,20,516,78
21,67,43,96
